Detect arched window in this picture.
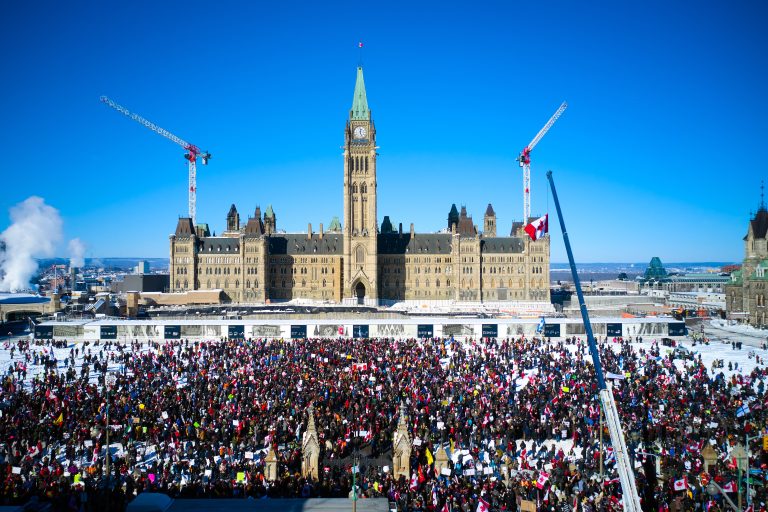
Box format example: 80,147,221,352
183,280,188,288
175,280,180,289
207,280,211,288
355,246,365,264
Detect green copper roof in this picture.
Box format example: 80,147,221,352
350,67,370,120
328,216,342,232
264,205,274,218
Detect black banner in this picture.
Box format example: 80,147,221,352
291,325,307,339
606,323,623,337
482,324,498,338
35,325,53,340
100,325,117,340
164,325,181,339
417,324,433,338
352,325,369,339
228,325,245,339
543,323,560,337
668,323,687,336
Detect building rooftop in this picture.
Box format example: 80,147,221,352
268,234,343,255
378,233,452,254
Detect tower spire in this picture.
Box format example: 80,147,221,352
350,66,370,120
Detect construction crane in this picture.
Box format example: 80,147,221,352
100,96,211,226
546,169,643,512
518,102,567,222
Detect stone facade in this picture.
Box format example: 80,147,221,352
169,66,550,305
726,194,768,326
392,403,412,480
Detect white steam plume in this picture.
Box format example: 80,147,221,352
0,197,63,292
68,238,86,268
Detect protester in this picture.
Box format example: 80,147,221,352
0,333,766,511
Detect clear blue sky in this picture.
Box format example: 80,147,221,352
1,0,765,263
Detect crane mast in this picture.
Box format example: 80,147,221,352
100,96,210,226
518,102,567,222
546,170,643,512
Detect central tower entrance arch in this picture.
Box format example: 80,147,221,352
355,282,366,305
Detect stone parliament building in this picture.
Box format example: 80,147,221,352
726,189,768,326
169,67,550,305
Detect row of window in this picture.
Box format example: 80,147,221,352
349,156,370,173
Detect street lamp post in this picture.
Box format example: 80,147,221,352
732,444,747,510
744,431,766,507
104,372,117,484
352,450,359,512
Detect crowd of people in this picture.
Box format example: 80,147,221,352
0,331,767,511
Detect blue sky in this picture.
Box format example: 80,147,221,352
1,1,765,263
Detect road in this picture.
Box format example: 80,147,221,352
702,322,768,349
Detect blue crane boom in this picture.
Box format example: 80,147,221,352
546,170,642,512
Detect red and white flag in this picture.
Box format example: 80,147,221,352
722,480,736,493
410,472,418,491
536,471,550,489
524,214,548,241
441,504,450,512
476,497,490,512
673,476,688,491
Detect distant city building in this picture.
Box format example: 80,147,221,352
726,187,768,325
643,257,668,281
135,261,150,274
113,274,169,294
639,257,729,294
169,66,550,305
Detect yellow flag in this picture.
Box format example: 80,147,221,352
53,412,63,426
562,386,570,393
74,474,81,484
236,472,245,482
450,438,455,454
426,448,434,465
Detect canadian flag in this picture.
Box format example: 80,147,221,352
673,476,688,491
536,471,550,489
476,497,490,512
722,480,736,493
410,472,419,491
524,214,548,241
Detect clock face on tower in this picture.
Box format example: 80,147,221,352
353,126,367,139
